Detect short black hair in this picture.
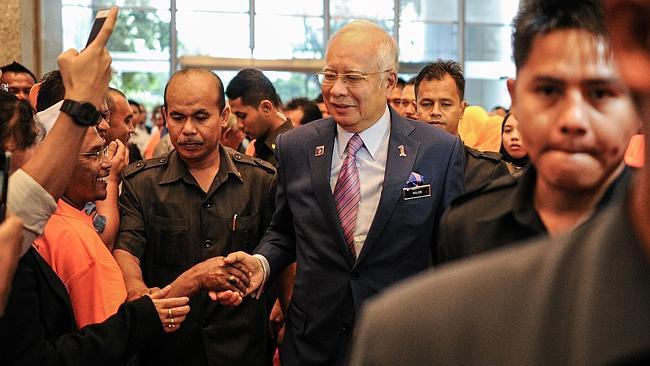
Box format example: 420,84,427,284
512,0,606,70
314,93,324,104
414,60,465,101
163,67,226,112
127,99,141,109
36,70,64,112
284,97,323,125
0,61,37,83
0,90,40,149
226,68,281,108
395,77,406,88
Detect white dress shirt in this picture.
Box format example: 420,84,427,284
329,106,390,256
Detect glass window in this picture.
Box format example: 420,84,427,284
218,70,320,104
399,22,458,62
110,70,169,105
465,79,511,110
256,0,323,16
400,0,458,22
176,0,248,12
63,0,170,9
108,9,171,55
61,5,95,50
465,0,519,24
254,15,324,59
465,24,512,62
330,0,394,19
176,11,250,57
265,71,321,102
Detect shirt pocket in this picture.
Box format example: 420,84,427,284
150,214,189,267
229,211,261,253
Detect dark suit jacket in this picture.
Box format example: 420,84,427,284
0,248,162,366
350,195,650,365
255,108,465,365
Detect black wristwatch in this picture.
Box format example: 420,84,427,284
60,99,102,126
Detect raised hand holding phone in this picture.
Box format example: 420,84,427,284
58,7,118,108
86,9,110,48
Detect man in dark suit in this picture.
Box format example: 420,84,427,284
349,1,650,364
219,20,465,365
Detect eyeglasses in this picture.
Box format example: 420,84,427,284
317,70,391,87
79,146,108,162
100,110,111,121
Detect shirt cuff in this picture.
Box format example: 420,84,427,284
252,254,270,299
8,169,57,256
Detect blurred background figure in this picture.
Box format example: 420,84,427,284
220,111,246,153
0,62,37,101
388,77,405,112
399,78,416,120
499,113,528,175
490,105,508,117
0,90,41,173
314,93,329,118
283,97,323,126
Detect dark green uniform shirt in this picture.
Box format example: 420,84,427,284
115,145,276,366
463,145,510,192
253,119,294,167
437,165,633,265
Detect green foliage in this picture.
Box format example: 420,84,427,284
273,73,320,103
106,0,170,52
103,0,170,106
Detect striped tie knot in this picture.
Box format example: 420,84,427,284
346,134,364,157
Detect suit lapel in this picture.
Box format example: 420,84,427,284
356,113,419,264
307,121,354,265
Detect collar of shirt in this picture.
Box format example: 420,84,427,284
336,105,390,160
55,198,94,229
159,144,244,186
264,119,293,149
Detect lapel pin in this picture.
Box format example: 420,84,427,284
315,145,325,156
398,145,406,157
271,143,276,150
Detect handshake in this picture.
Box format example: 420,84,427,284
165,251,265,306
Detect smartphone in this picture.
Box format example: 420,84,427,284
85,9,110,47
0,151,11,223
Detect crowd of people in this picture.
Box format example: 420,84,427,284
0,0,648,364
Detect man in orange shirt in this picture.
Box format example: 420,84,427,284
34,127,127,327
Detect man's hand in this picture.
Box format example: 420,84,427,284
106,139,128,183
167,256,251,299
207,251,265,305
58,7,117,107
196,256,250,294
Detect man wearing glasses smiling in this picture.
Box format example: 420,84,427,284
219,20,465,366
33,126,129,329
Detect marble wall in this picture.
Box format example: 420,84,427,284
0,0,39,77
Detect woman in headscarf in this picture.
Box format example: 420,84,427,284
500,113,529,176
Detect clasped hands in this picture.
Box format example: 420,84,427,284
205,252,265,306
166,252,264,307
142,252,264,333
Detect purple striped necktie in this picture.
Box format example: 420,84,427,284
333,134,364,259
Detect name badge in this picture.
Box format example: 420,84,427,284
402,184,431,200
